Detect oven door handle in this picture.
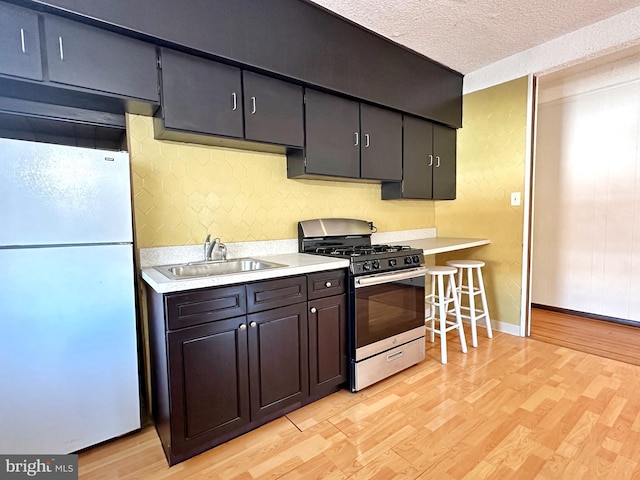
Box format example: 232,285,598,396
354,267,428,288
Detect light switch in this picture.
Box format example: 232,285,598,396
511,192,521,206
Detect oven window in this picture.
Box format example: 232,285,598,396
355,276,425,348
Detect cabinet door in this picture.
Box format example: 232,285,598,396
0,3,42,81
308,294,347,399
432,124,457,200
360,104,402,181
402,116,434,199
304,89,360,178
44,14,158,101
243,70,303,147
248,303,309,421
168,317,250,456
159,48,243,138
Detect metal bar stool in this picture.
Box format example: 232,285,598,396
424,266,467,364
446,260,493,348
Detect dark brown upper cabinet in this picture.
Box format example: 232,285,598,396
0,2,43,81
43,14,159,103
155,48,303,151
288,89,401,182
156,48,244,139
243,70,304,147
382,116,457,200
26,0,463,127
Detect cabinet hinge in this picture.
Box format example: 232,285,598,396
156,55,162,69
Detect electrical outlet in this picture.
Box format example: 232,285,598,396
511,192,521,206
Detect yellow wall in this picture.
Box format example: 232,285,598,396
127,114,435,248
436,77,530,327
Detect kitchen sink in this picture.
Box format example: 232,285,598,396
154,258,287,280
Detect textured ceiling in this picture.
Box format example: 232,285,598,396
308,0,640,74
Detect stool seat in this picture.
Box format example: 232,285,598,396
446,259,493,347
424,265,467,364
425,265,458,275
446,260,485,268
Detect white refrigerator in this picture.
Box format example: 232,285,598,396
0,137,141,454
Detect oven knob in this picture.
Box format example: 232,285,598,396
363,261,371,271
389,259,397,267
405,256,413,265
372,260,380,269
413,255,421,264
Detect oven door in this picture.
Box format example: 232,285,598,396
353,267,427,360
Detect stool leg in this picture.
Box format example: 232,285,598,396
427,276,435,343
449,273,467,354
437,274,448,364
477,268,493,338
468,267,478,348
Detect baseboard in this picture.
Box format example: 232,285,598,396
532,303,639,328
461,318,521,337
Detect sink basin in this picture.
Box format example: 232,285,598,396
154,258,287,280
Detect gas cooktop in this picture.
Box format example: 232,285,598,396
298,218,424,275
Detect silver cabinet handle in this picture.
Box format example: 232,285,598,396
20,29,26,53
239,323,247,330
354,132,359,146
232,92,237,111
436,156,441,168
428,154,433,167
250,321,257,328
325,281,332,288
58,36,64,60
364,133,370,148
310,307,317,314
251,96,256,114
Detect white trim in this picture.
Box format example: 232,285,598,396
520,74,536,337
463,6,640,94
492,320,522,337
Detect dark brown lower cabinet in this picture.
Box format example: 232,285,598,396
146,270,346,466
308,294,347,400
167,317,250,458
248,303,308,420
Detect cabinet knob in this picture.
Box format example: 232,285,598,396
250,321,257,328
310,307,317,314
325,281,332,288
239,323,247,330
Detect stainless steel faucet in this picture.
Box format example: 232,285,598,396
204,234,227,261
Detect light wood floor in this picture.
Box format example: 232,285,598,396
530,308,640,366
78,327,640,479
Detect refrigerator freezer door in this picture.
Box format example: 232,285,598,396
0,244,140,454
0,138,133,247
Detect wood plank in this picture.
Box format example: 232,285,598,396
530,307,640,366
78,326,640,479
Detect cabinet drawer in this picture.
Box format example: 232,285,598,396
307,270,346,300
166,285,246,330
246,276,307,313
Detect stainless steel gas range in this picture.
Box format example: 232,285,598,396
298,218,427,392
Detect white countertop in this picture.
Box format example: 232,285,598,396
406,237,490,255
141,253,350,294
140,235,490,294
